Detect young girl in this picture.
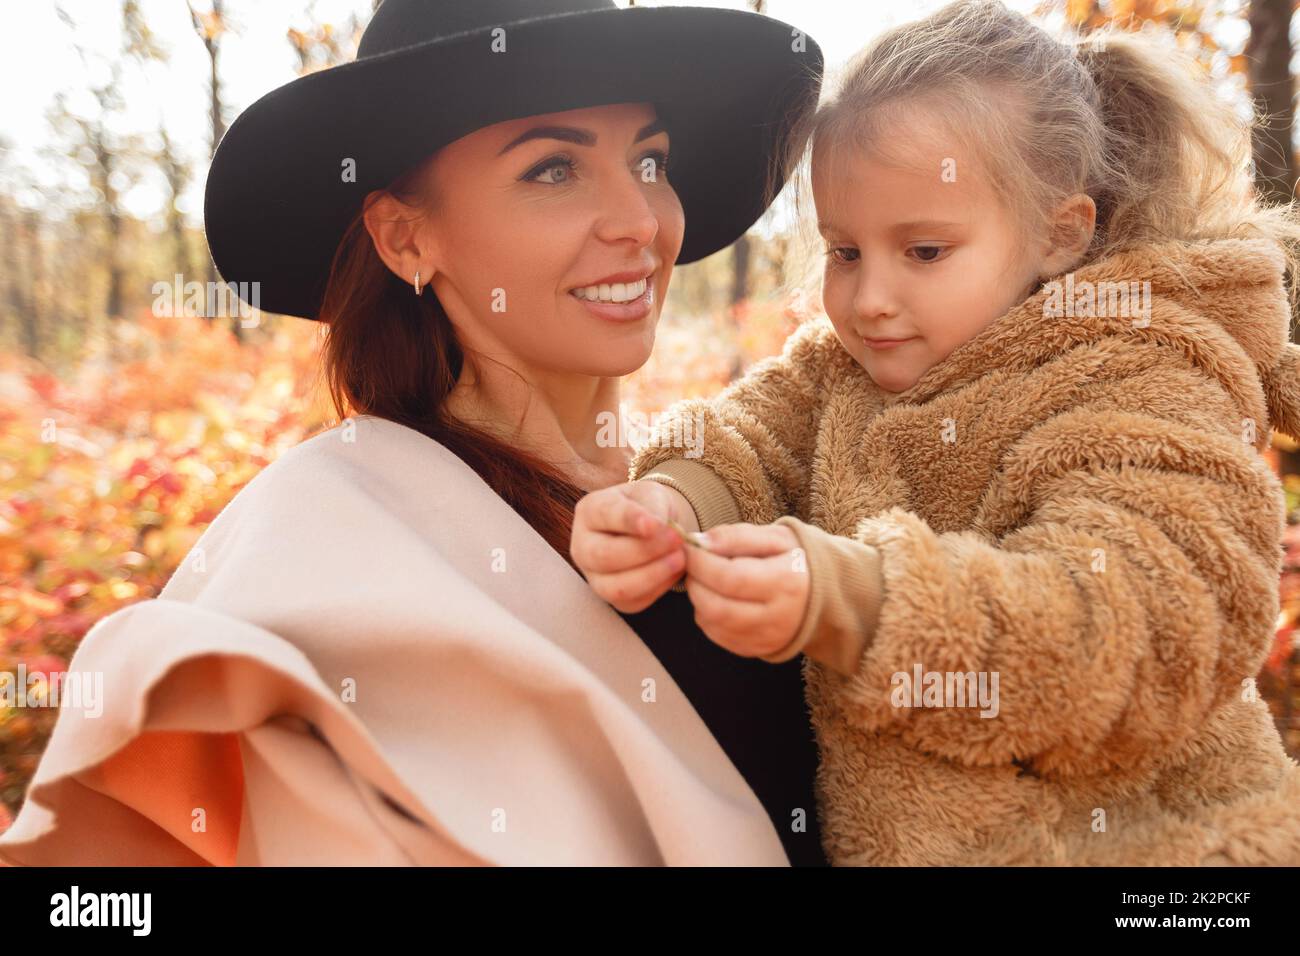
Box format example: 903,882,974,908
570,0,1300,865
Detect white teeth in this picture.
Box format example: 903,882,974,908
572,277,648,303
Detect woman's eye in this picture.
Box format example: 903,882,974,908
909,245,947,263
525,155,576,185
638,149,670,181
826,247,859,264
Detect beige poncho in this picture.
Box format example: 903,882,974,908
1,415,788,865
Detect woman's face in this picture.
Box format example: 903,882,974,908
405,101,683,379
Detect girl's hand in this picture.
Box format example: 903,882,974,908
681,522,811,659
570,481,695,613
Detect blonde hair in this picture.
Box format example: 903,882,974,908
778,0,1300,315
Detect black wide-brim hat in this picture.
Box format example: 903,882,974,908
202,0,824,320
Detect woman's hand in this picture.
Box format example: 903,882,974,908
571,481,696,613
681,522,811,659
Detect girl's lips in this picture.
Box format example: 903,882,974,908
569,280,655,322
864,336,917,350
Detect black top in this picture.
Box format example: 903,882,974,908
616,589,829,867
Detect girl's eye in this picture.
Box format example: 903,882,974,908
825,247,859,265
525,155,577,185
909,245,948,263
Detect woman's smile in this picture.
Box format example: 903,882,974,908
568,270,657,322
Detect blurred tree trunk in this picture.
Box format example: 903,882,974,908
87,97,125,328
730,236,751,307
25,211,45,360
85,85,126,333
159,128,193,279
729,0,768,308
1246,0,1299,340
124,1,193,283
49,2,154,355
197,0,227,191
1247,0,1297,208
189,0,232,335
47,69,133,348
7,210,41,360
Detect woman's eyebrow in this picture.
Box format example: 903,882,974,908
633,117,668,142
497,118,668,156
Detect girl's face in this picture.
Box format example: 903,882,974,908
379,102,683,380
812,120,1088,394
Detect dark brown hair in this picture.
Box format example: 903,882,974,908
316,158,587,570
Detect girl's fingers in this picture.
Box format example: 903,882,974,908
589,548,686,612
699,522,799,558
685,573,768,652
684,545,787,602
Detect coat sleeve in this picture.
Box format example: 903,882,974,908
629,318,840,530
796,398,1285,780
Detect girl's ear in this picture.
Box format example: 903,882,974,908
1039,193,1097,276
362,188,443,288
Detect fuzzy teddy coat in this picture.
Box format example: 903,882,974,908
630,237,1300,865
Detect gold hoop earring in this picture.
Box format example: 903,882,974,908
413,270,422,296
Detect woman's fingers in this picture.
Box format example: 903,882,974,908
571,484,692,610
587,547,686,613
576,484,665,538
575,521,682,574
622,482,680,536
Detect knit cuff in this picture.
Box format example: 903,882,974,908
638,458,743,531
638,460,742,594
758,516,885,675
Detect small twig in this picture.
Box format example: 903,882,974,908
664,516,711,551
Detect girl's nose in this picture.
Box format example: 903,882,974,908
853,269,900,322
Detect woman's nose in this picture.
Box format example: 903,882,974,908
593,172,660,247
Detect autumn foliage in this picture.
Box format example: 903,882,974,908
0,310,335,823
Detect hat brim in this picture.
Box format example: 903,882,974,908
203,6,823,319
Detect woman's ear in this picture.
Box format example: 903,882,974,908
362,188,440,287
1039,192,1097,277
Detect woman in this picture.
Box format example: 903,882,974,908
0,0,826,865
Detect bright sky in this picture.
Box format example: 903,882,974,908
0,0,1238,227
